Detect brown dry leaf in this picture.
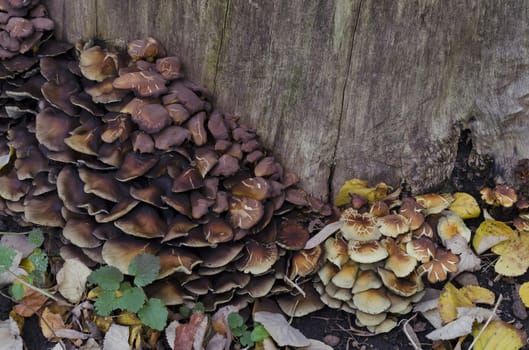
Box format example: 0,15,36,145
438,283,473,323
174,311,208,350
519,282,529,308
56,258,92,304
13,288,48,317
491,233,529,276
472,320,527,350
39,307,66,340
472,219,515,254
459,285,495,305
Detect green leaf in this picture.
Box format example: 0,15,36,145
115,282,145,313
10,283,24,301
29,271,45,286
228,312,244,330
94,289,119,316
138,298,168,331
28,249,48,272
239,331,254,347
28,229,45,247
88,266,123,290
0,246,16,272
179,305,191,318
251,323,269,342
128,253,160,287
193,302,205,313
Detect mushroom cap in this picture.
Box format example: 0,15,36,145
101,237,159,274
144,280,193,306
131,103,171,133
323,236,349,267
0,171,29,201
351,269,383,294
6,17,34,39
78,168,127,202
348,240,388,264
288,246,322,278
377,214,410,238
127,37,166,62
171,167,204,193
416,248,459,283
237,274,276,298
229,195,264,230
154,125,190,150
406,236,435,263
493,184,518,207
383,238,417,277
113,70,167,98
437,212,471,244
158,247,202,278
352,288,391,315
231,177,270,201
377,267,420,297
63,217,102,248
415,193,453,215
331,261,359,288
277,222,309,250
340,208,381,241
79,45,119,82
23,192,65,227
237,240,278,275
115,152,158,181
317,262,339,285
204,218,233,244
276,284,325,317
114,203,167,239
199,243,244,268
355,311,387,327
36,107,78,152
165,103,190,124
155,56,182,80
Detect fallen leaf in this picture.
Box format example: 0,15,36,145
472,320,527,350
300,339,334,349
0,317,22,350
448,192,480,219
255,337,279,350
457,307,498,322
472,219,515,254
438,283,473,323
103,324,131,350
206,333,230,350
165,320,180,350
0,234,37,258
460,285,495,305
491,233,529,276
426,315,475,340
254,311,310,347
39,307,66,340
519,282,529,308
335,179,388,206
174,311,208,350
13,287,48,317
446,235,481,273
80,338,101,350
211,305,237,349
57,258,92,303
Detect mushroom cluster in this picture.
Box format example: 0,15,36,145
306,183,479,333
0,0,335,313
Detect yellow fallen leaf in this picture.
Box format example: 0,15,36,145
520,282,529,308
130,324,143,349
39,307,65,340
438,283,473,323
460,285,495,306
492,233,529,277
335,179,388,206
448,192,481,219
472,320,527,350
472,219,515,254
116,311,142,326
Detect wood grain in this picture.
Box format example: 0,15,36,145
43,0,529,199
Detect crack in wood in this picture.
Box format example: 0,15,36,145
213,0,231,96
327,0,363,203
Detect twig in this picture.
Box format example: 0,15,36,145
402,314,422,350
4,269,71,306
468,294,503,350
283,276,306,298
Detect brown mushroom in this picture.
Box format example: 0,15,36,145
35,107,78,152
276,222,309,250
237,240,278,275
79,45,119,82
229,195,264,230
377,214,410,238
131,103,171,133
114,204,167,239
352,288,391,315
113,70,167,98
63,217,102,248
204,218,233,244
348,240,388,264
115,152,158,181
127,37,166,62
340,208,381,241
23,192,65,227
383,238,417,277
155,56,182,80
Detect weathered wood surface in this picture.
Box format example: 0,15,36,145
43,0,529,200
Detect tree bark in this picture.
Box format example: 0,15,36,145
43,0,529,199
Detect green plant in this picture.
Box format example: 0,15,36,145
0,229,52,301
227,312,269,347
87,253,168,331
